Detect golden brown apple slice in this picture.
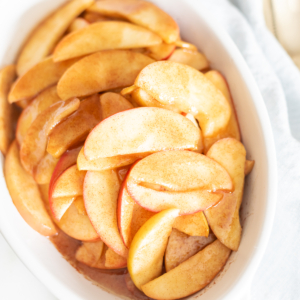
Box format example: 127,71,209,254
118,181,156,248
57,50,154,100
83,11,112,23
77,147,145,171
142,240,231,299
16,85,61,146
87,0,179,43
245,160,255,175
168,49,209,70
0,65,16,155
134,61,231,137
128,208,179,290
84,107,200,160
34,153,59,184
127,150,232,214
100,92,133,119
4,141,57,236
165,229,216,272
84,170,128,257
49,146,81,198
173,212,209,237
74,196,87,215
205,138,246,251
67,18,90,33
54,21,162,61
56,198,99,241
76,240,104,267
47,94,102,158
16,0,94,76
203,70,241,152
146,43,176,60
10,56,79,103
20,98,80,174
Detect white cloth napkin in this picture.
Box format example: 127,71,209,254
194,0,300,299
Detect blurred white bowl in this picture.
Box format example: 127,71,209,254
0,0,277,299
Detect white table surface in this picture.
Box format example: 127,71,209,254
0,232,56,300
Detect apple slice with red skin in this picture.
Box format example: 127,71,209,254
165,229,216,272
50,164,86,221
53,21,162,62
56,197,99,241
84,169,128,257
9,56,79,103
20,98,80,175
118,179,155,248
4,141,57,236
16,85,61,146
134,61,231,137
142,240,231,299
57,50,154,100
126,150,232,214
203,70,241,152
49,146,81,198
128,208,180,290
87,0,179,43
34,153,59,184
47,94,102,158
0,65,16,155
16,0,94,76
100,92,133,119
77,147,146,171
204,138,246,251
168,49,209,70
147,43,176,60
84,107,201,160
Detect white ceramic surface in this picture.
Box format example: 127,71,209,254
0,0,277,299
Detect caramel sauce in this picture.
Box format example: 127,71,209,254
50,230,150,300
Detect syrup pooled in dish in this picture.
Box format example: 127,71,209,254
2,0,254,299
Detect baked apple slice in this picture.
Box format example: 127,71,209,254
16,85,61,146
75,240,104,267
168,49,209,70
50,164,86,220
34,153,59,184
126,150,232,214
0,65,16,155
4,141,57,236
67,18,89,33
47,94,102,158
205,138,246,251
128,208,179,290
146,43,176,60
53,21,162,61
142,240,231,299
20,98,80,174
87,0,179,43
16,0,94,76
57,50,154,100
118,181,155,248
100,92,133,119
56,197,99,241
173,211,209,237
84,169,128,257
134,61,231,137
84,107,200,160
165,229,216,272
9,56,79,103
203,70,241,152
